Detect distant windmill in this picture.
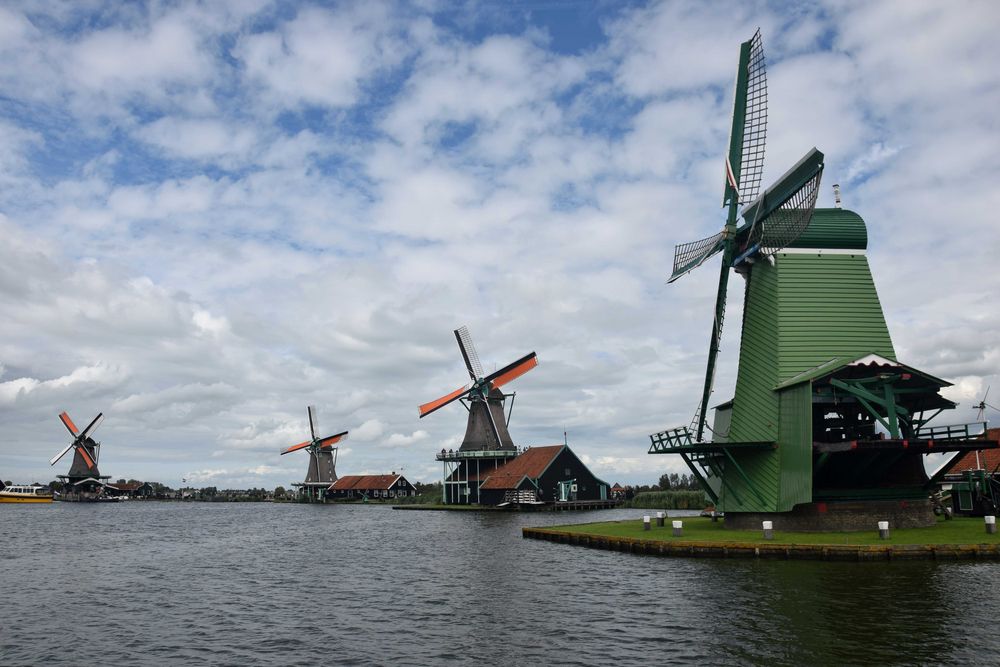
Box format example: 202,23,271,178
51,411,111,501
420,326,538,504
419,326,538,451
280,406,348,502
974,386,999,422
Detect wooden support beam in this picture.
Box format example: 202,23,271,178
680,453,719,505
721,448,768,508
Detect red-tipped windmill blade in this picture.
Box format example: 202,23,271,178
59,411,80,436
486,352,538,389
280,440,312,456
418,384,471,418
317,431,349,449
77,444,96,468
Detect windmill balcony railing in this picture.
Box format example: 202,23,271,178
648,426,695,454
915,421,989,442
436,447,525,461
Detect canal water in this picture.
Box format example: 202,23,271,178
2,502,999,665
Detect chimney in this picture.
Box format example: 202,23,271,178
833,183,842,208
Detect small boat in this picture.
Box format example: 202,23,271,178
0,484,54,503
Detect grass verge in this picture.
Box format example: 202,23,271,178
544,515,1000,546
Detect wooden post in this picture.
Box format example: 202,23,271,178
762,520,774,540
643,515,651,531
655,511,665,527
878,520,890,540
986,515,997,535
672,520,683,537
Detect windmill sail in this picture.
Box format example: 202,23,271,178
419,326,537,451
669,231,725,283
724,28,768,207
736,148,824,263
455,326,484,380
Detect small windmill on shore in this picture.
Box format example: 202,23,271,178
974,387,998,422
51,410,111,501
281,406,348,502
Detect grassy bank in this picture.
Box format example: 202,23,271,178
544,515,1000,546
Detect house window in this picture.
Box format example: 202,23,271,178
959,490,972,511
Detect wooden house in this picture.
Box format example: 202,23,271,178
107,481,153,498
940,428,1000,515
476,445,610,506
327,474,416,500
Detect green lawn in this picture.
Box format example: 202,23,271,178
545,515,1000,546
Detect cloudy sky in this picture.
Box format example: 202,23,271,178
1,0,997,489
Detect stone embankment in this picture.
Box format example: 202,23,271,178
522,527,1000,561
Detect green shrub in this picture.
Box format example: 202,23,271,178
625,490,707,510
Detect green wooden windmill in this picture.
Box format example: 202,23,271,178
649,30,996,529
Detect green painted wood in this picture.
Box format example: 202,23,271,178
786,208,867,250
778,383,812,510
774,253,895,382
721,210,895,512
718,448,781,512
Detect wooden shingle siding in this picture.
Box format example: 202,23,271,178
778,383,813,510
720,209,894,513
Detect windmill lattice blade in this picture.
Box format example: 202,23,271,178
738,147,824,260
455,326,484,381
79,412,104,440
668,232,725,283
280,440,312,455
723,28,768,207
50,442,75,466
418,384,471,418
984,386,991,402
77,444,95,469
737,29,767,204
751,169,822,257
317,431,349,449
307,406,318,441
486,352,538,389
59,411,80,436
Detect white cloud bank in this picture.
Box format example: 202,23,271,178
0,1,997,489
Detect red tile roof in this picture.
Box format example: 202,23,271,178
479,445,563,490
946,429,1000,474
329,474,408,491
109,482,146,492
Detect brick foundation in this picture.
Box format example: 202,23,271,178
724,499,935,532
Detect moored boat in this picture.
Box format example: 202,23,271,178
0,484,54,503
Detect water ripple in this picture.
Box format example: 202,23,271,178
3,503,1000,664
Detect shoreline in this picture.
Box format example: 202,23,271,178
523,516,1000,561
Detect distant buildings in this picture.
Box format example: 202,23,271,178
327,474,416,500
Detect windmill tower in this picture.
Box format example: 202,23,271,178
648,30,997,530
50,411,111,501
280,406,348,502
419,326,538,503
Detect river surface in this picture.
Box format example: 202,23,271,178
2,502,999,665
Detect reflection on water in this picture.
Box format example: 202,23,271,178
2,503,999,665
